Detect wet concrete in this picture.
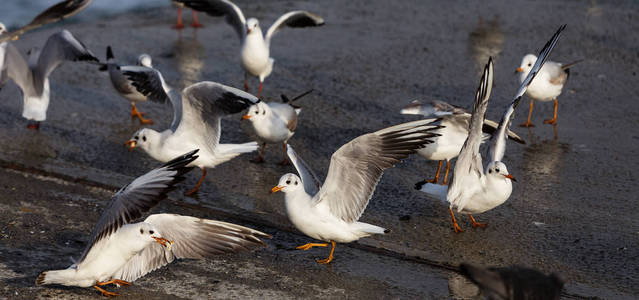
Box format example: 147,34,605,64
0,0,638,298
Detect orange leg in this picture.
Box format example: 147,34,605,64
26,121,40,130
449,207,464,233
173,7,184,29
131,103,153,124
520,98,535,127
427,161,442,183
191,11,203,27
316,241,336,264
185,167,207,196
244,73,249,92
96,279,131,286
257,81,263,98
296,242,328,250
250,143,266,163
441,160,451,185
279,142,289,165
93,285,119,297
543,98,558,125
469,214,487,228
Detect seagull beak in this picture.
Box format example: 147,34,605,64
247,28,252,34
242,115,251,120
270,186,283,194
515,67,523,73
152,236,173,248
124,140,136,151
504,174,516,182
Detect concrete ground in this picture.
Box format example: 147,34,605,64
0,0,638,298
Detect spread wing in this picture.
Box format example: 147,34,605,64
1,43,33,94
76,151,198,264
400,99,468,118
176,0,246,40
286,145,322,196
315,119,441,222
447,58,493,211
0,0,92,43
112,213,270,282
265,11,325,48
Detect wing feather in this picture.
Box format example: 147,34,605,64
265,11,324,48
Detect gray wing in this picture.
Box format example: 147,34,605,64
76,151,198,263
315,119,441,222
400,99,468,118
176,0,246,40
174,82,258,154
1,43,33,94
33,30,98,95
265,11,325,48
121,66,182,131
286,145,322,195
0,0,92,43
112,213,270,282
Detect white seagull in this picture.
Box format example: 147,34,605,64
36,150,270,297
401,99,525,185
102,46,159,124
417,25,566,233
241,89,313,164
175,0,324,97
516,34,581,127
122,67,259,195
270,119,441,264
0,29,98,129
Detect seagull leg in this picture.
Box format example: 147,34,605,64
96,279,132,287
442,160,451,185
543,98,558,125
296,242,328,251
26,121,40,130
173,7,184,29
449,207,464,233
426,161,442,183
469,214,487,228
191,10,203,28
244,73,249,92
278,142,289,165
185,167,207,196
93,285,119,297
257,81,263,98
519,98,535,127
131,103,153,124
250,143,266,163
316,241,336,264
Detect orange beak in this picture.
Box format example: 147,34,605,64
515,67,523,73
247,28,252,34
124,140,136,151
242,115,251,120
504,174,516,182
270,186,283,194
152,236,173,248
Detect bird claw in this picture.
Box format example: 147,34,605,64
519,122,535,127
316,257,332,264
543,118,557,125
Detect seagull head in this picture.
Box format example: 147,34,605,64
516,54,537,75
242,102,268,122
271,173,302,194
0,22,6,35
123,223,172,252
246,18,260,35
486,161,516,182
137,54,153,68
126,128,157,152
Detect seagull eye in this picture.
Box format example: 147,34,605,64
262,111,265,115
140,229,144,234
134,136,139,140
255,111,258,114
295,181,298,185
149,230,154,234
495,168,500,172
488,169,492,174
286,180,291,184
527,63,532,67
142,136,147,141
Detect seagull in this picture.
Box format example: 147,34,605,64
270,119,441,264
459,263,564,300
417,25,566,233
0,0,92,43
171,0,204,29
35,150,271,297
241,89,313,164
0,29,98,129
121,67,259,196
516,44,582,127
102,46,161,124
401,99,525,185
175,0,324,97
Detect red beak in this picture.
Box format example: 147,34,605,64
504,174,516,182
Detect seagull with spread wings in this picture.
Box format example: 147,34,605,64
417,25,566,232
36,150,271,297
0,29,98,129
270,119,441,264
174,0,324,97
122,68,259,196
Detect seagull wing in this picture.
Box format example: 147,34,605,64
286,145,322,195
1,43,33,94
265,11,324,48
314,119,441,223
112,213,270,282
176,0,246,40
400,99,468,118
76,151,198,264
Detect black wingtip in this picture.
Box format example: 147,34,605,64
384,228,391,234
163,149,199,170
414,180,427,190
106,45,114,60
98,64,107,71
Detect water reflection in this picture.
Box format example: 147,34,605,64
468,16,504,75
173,31,204,88
520,137,570,208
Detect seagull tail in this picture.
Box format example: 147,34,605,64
35,269,76,286
212,142,259,165
352,222,387,237
415,182,448,204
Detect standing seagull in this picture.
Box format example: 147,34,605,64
175,0,324,97
36,150,271,297
241,89,313,164
516,52,582,127
103,46,159,124
122,67,259,196
417,25,565,232
270,119,441,264
0,30,98,129
401,100,525,185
